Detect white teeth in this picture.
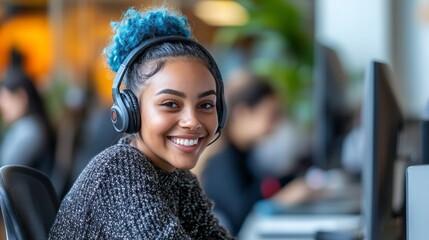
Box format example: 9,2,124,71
172,138,199,147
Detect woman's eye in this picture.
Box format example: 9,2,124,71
161,101,179,108
200,102,215,110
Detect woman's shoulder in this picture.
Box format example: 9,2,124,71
94,142,142,161
67,142,160,201
204,144,242,171
8,115,43,138
1,115,46,153
77,142,157,183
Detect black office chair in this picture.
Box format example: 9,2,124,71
0,165,60,240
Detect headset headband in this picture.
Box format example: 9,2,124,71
112,36,222,98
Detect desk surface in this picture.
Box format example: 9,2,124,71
238,181,363,240
238,211,362,240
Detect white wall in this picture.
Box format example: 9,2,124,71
315,0,389,74
316,0,429,119
393,0,429,118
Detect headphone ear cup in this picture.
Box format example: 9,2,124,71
111,99,128,133
121,90,141,133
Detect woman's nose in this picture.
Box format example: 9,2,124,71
179,108,201,130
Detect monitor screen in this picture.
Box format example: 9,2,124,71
421,119,429,164
362,61,403,240
313,44,353,169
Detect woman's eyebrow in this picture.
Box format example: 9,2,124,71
156,89,186,98
156,89,216,99
198,90,216,99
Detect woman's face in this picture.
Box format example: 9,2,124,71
233,95,282,147
0,87,26,124
248,95,282,139
134,58,218,172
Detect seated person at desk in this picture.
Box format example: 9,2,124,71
0,50,56,176
201,77,298,235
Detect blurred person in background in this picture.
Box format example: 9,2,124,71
51,84,88,197
52,68,122,198
0,48,56,176
201,76,297,235
68,76,122,192
53,59,121,198
191,68,252,179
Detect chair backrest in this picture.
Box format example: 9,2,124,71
0,165,59,240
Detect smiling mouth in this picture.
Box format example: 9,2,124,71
170,137,200,147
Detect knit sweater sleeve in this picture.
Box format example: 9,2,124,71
177,170,236,240
49,144,192,239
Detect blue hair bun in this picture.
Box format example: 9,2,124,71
104,8,192,72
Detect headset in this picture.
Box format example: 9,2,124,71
111,36,227,134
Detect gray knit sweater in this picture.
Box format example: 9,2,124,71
49,138,234,239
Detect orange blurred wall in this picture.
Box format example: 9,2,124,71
0,13,53,85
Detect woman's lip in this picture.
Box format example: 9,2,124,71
168,136,203,152
168,134,206,139
168,136,204,145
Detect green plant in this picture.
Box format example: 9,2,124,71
214,0,314,125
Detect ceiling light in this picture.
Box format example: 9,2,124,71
194,0,249,26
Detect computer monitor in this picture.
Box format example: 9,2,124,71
313,44,353,169
362,61,403,240
421,119,429,165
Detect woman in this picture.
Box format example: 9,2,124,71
0,50,56,176
49,7,234,239
201,77,287,235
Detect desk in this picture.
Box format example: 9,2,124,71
238,211,362,240
238,182,363,240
